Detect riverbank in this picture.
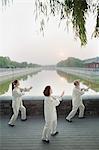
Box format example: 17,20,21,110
0,67,42,84
56,67,99,82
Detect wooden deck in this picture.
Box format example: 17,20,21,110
0,116,99,150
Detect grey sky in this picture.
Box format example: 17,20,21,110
0,0,99,65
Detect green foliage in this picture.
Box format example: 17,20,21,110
2,0,99,46
0,80,10,95
35,0,99,46
57,57,84,67
1,0,13,6
57,70,99,91
0,56,12,68
0,56,41,68
92,8,99,38
72,0,87,45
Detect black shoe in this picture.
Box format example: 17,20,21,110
66,119,72,122
51,131,59,136
8,124,15,127
78,116,85,119
42,139,50,144
21,118,27,121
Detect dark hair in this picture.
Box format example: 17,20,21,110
12,80,18,91
74,80,79,86
43,86,51,96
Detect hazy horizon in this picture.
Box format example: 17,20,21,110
0,0,99,65
0,55,99,66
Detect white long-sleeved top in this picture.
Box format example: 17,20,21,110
44,96,61,122
72,87,85,107
12,87,30,101
11,87,25,109
12,87,24,101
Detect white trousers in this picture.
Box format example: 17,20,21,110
42,119,57,140
8,100,26,125
51,119,57,134
66,103,85,120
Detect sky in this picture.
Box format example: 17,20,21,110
0,0,99,65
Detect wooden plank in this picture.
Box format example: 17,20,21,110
0,117,99,150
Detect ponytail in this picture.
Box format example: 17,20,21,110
12,80,18,91
12,82,15,91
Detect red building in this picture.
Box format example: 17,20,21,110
84,57,99,68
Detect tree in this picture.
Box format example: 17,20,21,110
57,57,84,67
0,56,12,68
0,56,41,68
2,0,99,46
34,0,99,46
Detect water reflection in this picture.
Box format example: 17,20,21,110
0,81,10,95
56,70,99,92
0,70,98,96
0,70,41,95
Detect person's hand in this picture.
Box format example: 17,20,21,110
84,87,89,91
81,88,89,91
81,88,84,91
29,86,32,90
61,91,65,97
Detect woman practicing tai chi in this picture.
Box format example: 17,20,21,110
8,79,32,127
42,85,64,143
66,80,89,122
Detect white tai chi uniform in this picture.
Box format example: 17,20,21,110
8,87,29,125
42,96,61,140
66,87,85,121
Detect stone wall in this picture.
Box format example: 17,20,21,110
0,99,99,117
0,67,42,84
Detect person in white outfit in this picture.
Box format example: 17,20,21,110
42,85,64,143
66,80,88,122
8,80,32,127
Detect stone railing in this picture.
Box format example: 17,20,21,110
57,67,99,75
0,95,99,116
56,67,99,81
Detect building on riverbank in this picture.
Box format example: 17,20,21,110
84,57,99,69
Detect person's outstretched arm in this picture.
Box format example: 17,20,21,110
20,86,32,92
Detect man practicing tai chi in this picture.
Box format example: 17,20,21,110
66,80,88,122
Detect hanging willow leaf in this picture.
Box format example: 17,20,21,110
72,0,88,45
35,0,88,45
1,0,99,46
92,7,99,38
2,0,13,6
